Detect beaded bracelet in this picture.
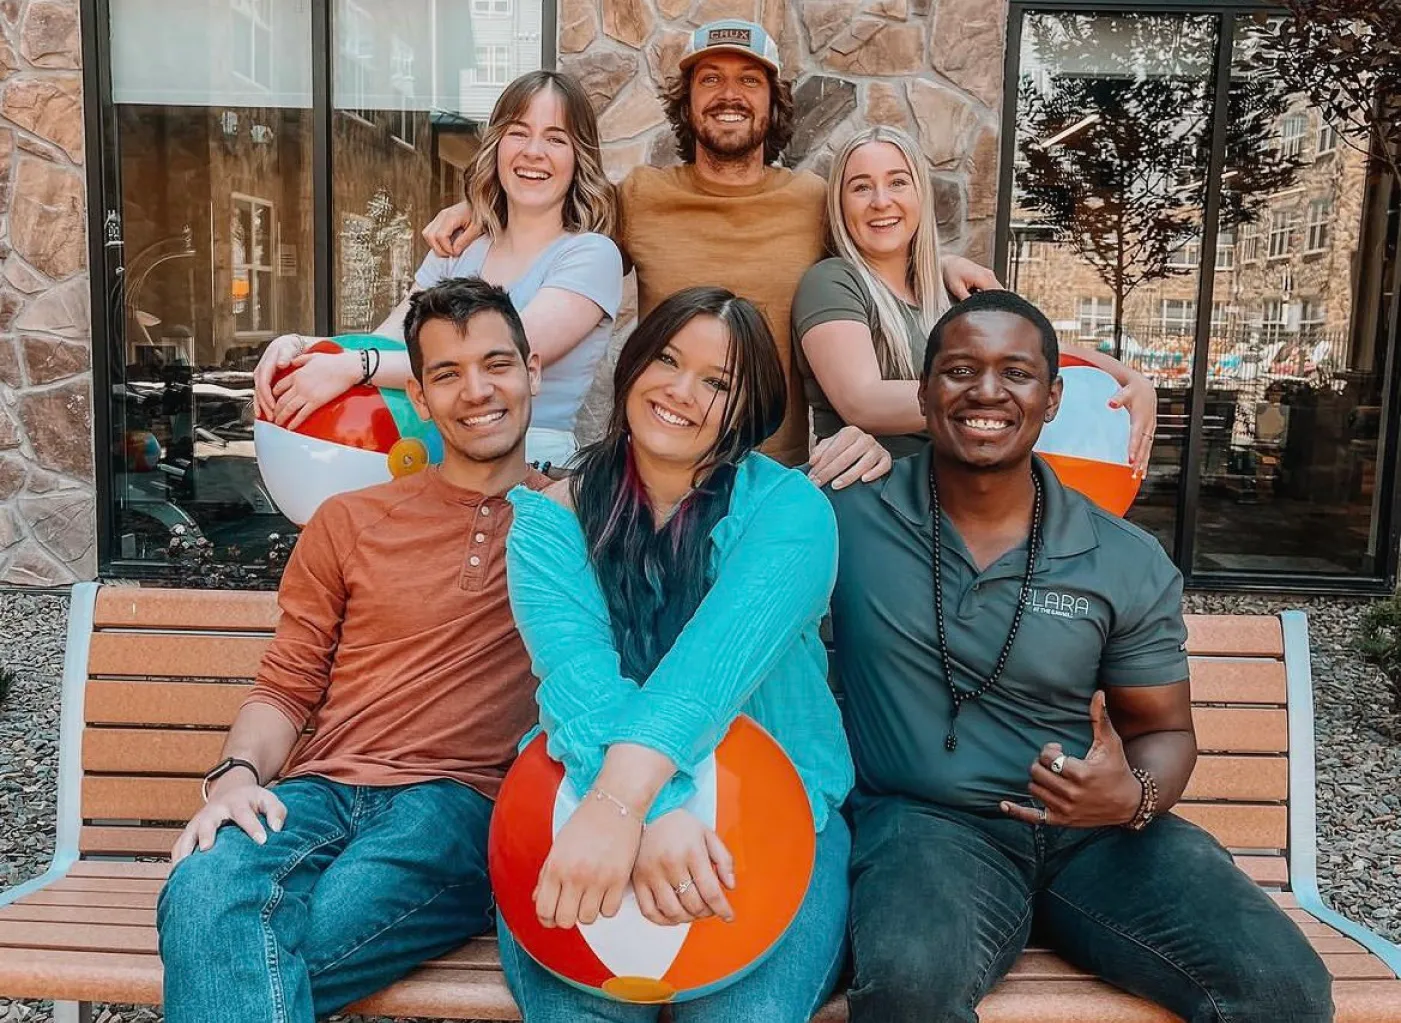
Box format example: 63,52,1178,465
1125,767,1159,831
357,347,381,387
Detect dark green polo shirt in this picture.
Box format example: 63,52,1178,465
826,448,1188,811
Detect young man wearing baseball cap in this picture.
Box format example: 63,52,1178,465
424,20,999,478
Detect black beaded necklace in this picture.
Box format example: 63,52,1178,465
929,465,1045,752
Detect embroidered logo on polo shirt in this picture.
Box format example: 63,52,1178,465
1030,588,1092,619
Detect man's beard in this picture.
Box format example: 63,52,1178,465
692,105,769,162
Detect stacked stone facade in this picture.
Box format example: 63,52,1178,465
0,0,95,587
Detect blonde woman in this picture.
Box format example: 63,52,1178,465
793,125,1155,467
254,71,623,467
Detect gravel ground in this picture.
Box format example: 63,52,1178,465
1,589,1398,1021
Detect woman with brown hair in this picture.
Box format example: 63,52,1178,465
253,70,623,467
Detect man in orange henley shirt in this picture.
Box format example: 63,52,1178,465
156,278,549,1023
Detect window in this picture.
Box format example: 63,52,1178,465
1077,296,1115,337
1161,298,1196,335
1279,112,1308,159
338,0,374,123
1168,237,1200,268
1215,230,1235,270
471,45,510,86
1268,210,1294,259
1316,117,1338,157
1300,298,1327,330
1261,299,1287,337
1240,222,1260,262
232,194,276,336
230,0,272,89
390,35,416,147
1014,238,1043,262
1306,199,1331,252
472,0,512,13
1211,301,1230,331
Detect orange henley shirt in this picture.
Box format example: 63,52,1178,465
245,467,549,799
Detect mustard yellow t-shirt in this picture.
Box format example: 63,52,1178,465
618,164,827,466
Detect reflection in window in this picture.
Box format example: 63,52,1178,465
1216,230,1235,270
1316,118,1338,156
1279,112,1308,158
472,0,512,14
232,194,276,336
1268,209,1294,258
230,0,272,90
1162,299,1196,336
338,0,375,123
1077,296,1115,339
472,44,510,86
1305,198,1331,252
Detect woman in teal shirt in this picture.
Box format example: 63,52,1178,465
501,286,855,1022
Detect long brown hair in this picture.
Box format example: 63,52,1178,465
465,70,617,238
661,66,795,166
571,287,787,681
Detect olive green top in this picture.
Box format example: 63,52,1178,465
792,257,927,459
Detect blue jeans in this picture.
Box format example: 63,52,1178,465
156,776,495,1023
499,813,851,1022
846,796,1334,1023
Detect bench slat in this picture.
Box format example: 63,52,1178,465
89,633,268,680
1192,706,1289,754
83,776,201,822
80,826,184,856
95,588,279,632
1173,803,1288,851
16,890,157,909
83,729,227,775
1182,755,1288,802
1188,658,1286,705
0,905,155,926
85,681,251,727
68,862,172,880
1186,616,1283,657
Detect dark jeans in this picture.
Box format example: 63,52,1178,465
846,796,1333,1023
157,776,495,1023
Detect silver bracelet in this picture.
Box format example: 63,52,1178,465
586,787,644,827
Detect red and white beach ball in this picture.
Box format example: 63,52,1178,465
1035,352,1140,516
254,338,441,526
489,716,816,1004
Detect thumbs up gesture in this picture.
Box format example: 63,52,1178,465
999,691,1145,828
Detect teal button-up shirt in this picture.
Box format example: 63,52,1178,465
505,452,854,831
827,448,1189,812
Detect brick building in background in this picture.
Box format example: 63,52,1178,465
0,2,1394,589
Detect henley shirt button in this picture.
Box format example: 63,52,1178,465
481,506,492,516
475,532,486,543
469,555,481,567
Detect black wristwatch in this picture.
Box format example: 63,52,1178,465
202,757,261,801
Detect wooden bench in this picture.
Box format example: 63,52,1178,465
1,583,1399,1022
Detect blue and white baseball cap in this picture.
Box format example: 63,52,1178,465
679,19,782,75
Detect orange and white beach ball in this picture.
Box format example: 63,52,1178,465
1035,352,1140,516
254,336,443,525
489,716,816,1004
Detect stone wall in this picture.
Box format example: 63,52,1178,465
560,0,1007,266
0,0,95,586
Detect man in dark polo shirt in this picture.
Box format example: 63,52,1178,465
826,289,1332,1023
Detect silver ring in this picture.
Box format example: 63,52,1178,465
1038,806,1049,825
672,879,693,896
1050,753,1068,775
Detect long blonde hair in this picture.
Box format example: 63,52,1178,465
466,71,617,239
826,126,949,379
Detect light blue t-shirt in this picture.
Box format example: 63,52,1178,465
415,232,624,432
